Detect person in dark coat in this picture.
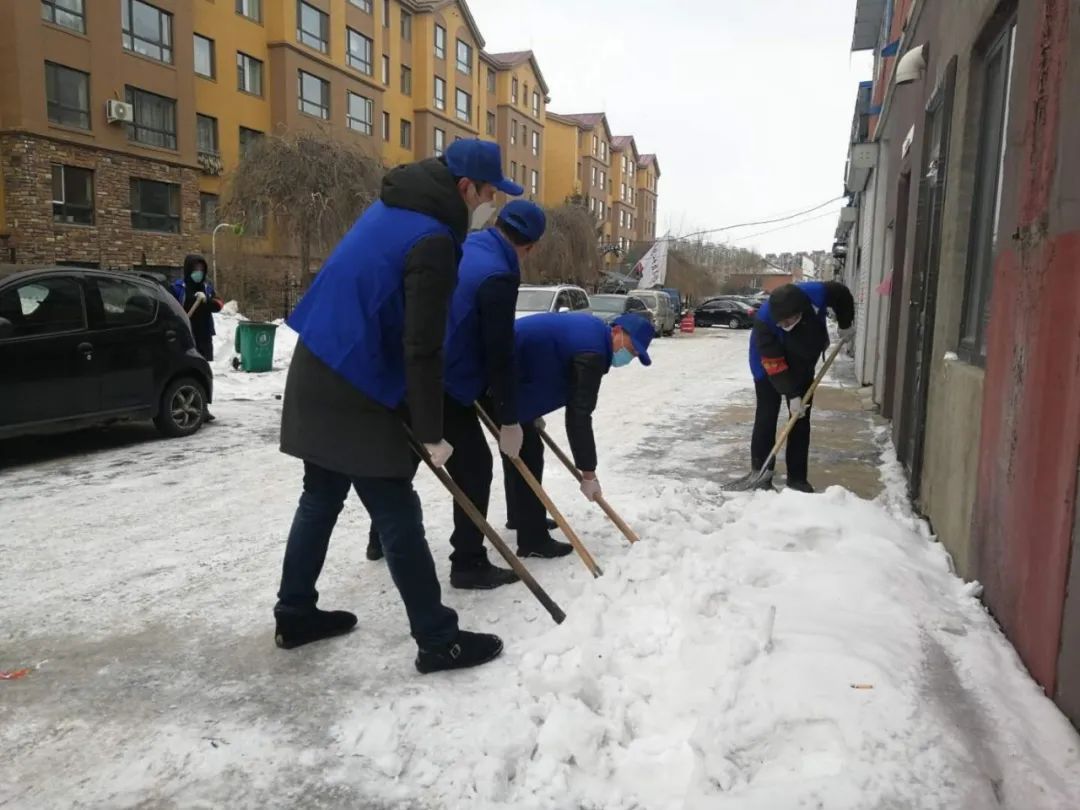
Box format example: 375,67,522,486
276,139,522,674
171,254,222,420
504,312,654,557
747,281,856,492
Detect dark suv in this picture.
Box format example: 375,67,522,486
0,266,213,440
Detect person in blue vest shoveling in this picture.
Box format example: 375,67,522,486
366,199,550,590
502,311,655,557
275,139,523,674
743,281,855,492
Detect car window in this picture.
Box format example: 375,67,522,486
91,277,158,328
517,289,556,313
0,276,86,338
632,295,656,311
554,291,574,311
572,289,590,310
627,298,647,313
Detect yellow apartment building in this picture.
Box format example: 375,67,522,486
609,134,639,255
635,153,660,242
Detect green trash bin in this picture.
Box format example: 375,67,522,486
233,321,278,373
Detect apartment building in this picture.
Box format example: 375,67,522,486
608,135,638,255
635,153,660,242
480,50,548,204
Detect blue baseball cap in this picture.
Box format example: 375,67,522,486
445,139,524,196
497,200,546,243
612,313,654,366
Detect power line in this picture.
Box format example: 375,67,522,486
726,208,841,244
664,196,846,242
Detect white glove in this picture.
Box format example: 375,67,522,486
580,476,602,502
838,325,856,343
423,440,454,467
194,291,207,303
499,424,524,458
788,397,807,420
534,416,546,431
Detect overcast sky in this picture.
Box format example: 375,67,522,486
468,0,874,255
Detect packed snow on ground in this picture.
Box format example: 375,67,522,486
2,324,1079,810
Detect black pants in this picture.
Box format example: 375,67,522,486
502,422,548,549
195,334,214,362
443,395,494,567
750,377,812,482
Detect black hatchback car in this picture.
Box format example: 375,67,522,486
0,266,213,440
694,297,758,329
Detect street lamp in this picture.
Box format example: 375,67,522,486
211,222,235,296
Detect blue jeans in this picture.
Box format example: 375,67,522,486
276,461,459,647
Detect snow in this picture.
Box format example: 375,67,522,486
2,325,1080,809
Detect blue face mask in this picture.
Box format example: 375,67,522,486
190,270,205,283
612,348,634,368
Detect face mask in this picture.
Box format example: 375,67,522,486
612,348,634,368
470,201,496,230
779,315,801,332
190,270,205,283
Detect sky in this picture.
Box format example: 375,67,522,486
466,0,874,255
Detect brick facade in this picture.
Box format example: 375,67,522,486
0,133,200,269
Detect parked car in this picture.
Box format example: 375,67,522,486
629,289,677,336
515,284,591,319
694,297,757,329
587,294,651,325
0,266,214,440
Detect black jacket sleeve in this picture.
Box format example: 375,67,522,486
824,281,855,329
565,352,606,472
403,233,459,443
754,320,800,396
475,274,519,425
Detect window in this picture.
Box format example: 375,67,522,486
530,169,538,197
237,52,263,95
434,76,446,110
510,160,518,179
455,89,471,123
0,277,86,338
122,0,173,63
511,77,518,104
236,0,261,22
598,200,605,219
434,24,446,59
45,62,90,130
401,64,412,95
600,170,606,188
51,165,94,225
298,1,329,53
196,114,219,156
347,91,373,134
456,40,472,74
619,210,625,228
382,111,390,141
532,90,540,117
959,19,1017,364
347,28,373,74
382,0,389,27
41,0,85,34
194,34,215,78
130,178,180,233
487,67,496,93
400,10,411,40
400,119,412,148
593,135,598,155
523,83,528,106
591,166,597,186
199,192,219,231
433,127,445,157
381,55,390,85
510,119,517,145
486,111,496,136
298,70,330,119
93,277,158,327
531,130,540,157
349,0,372,11
239,126,264,157
621,182,626,201
125,87,177,149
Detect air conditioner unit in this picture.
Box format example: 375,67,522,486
106,99,134,124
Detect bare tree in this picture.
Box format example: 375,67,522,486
521,204,603,287
224,127,385,286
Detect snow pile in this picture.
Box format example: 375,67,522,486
207,302,298,401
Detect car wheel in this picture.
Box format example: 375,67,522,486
727,317,740,329
154,376,207,438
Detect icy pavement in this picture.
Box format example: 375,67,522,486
2,320,1080,810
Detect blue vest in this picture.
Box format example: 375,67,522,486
444,228,520,406
749,281,829,380
515,313,612,423
287,200,456,408
171,278,217,336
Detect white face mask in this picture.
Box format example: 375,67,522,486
470,201,496,230
779,315,802,332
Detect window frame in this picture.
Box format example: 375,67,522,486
456,39,472,74
297,70,331,120
400,64,412,95
45,62,90,130
121,0,173,65
236,0,262,22
125,86,178,150
381,110,390,141
194,33,216,79
130,177,181,233
434,24,446,59
349,0,372,11
486,111,496,137
433,127,446,157
0,276,88,339
532,90,540,117
239,126,264,158
199,192,220,232
297,1,329,54
433,76,446,111
455,88,471,123
236,52,264,96
196,113,219,157
531,130,540,157
346,91,374,135
530,169,539,197
400,118,412,148
51,164,94,226
400,10,411,40
90,276,158,329
486,67,496,93
510,119,517,145
511,77,518,104
41,0,86,34
347,27,374,75
381,55,390,85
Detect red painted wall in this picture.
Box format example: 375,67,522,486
972,0,1076,693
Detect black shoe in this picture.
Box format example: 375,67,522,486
415,630,504,674
204,411,216,423
366,528,384,561
449,560,519,590
786,479,815,493
506,518,558,531
274,608,357,649
752,469,775,490
517,538,574,559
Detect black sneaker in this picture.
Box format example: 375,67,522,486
785,479,815,493
415,630,504,674
366,528,384,561
518,538,574,559
204,411,216,423
450,560,519,590
506,518,558,531
274,608,357,649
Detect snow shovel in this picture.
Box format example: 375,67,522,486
722,340,846,492
536,427,640,545
187,291,207,317
404,425,566,625
475,404,603,578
